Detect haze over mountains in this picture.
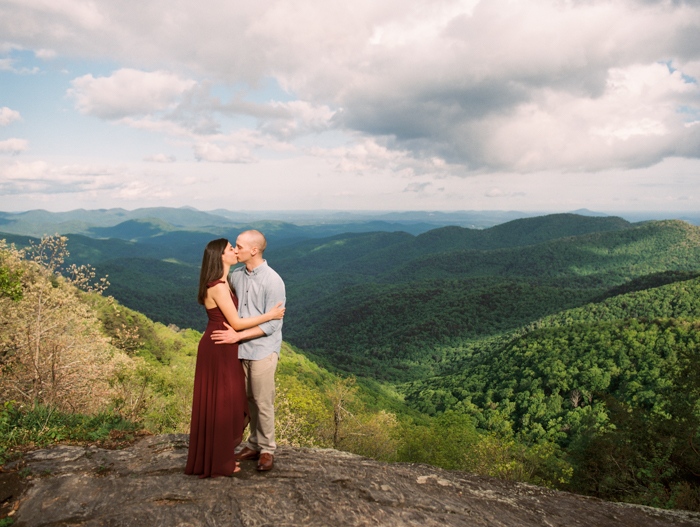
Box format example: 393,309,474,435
2,207,699,241
0,207,536,239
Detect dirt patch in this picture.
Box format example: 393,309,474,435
0,469,28,521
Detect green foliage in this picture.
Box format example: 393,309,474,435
0,402,140,464
396,410,572,488
0,236,116,413
93,257,204,331
2,217,700,511
522,276,700,332
593,339,700,511
382,220,700,286
599,270,700,299
275,376,332,448
276,219,700,381
0,240,23,302
289,278,600,381
565,344,700,511
401,308,700,509
403,318,699,438
0,266,22,302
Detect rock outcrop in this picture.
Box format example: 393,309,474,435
3,434,700,526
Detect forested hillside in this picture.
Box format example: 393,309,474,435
396,273,700,508
2,215,700,511
2,216,698,378
284,219,700,380
1,236,571,496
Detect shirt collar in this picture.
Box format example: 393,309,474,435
245,259,268,276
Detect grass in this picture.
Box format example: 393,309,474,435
0,401,142,464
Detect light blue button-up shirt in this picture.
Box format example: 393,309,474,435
230,260,285,360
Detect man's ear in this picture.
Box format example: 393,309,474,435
250,246,258,256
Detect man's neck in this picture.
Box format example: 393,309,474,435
246,258,264,272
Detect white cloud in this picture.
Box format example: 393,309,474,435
34,48,56,59
119,116,191,137
143,153,176,163
0,159,177,200
0,138,28,154
193,142,256,164
484,187,525,198
404,182,431,193
0,57,39,74
0,160,122,194
473,62,700,172
308,138,462,178
68,69,197,119
0,58,14,71
0,107,22,126
112,179,173,200
1,0,700,179
260,100,337,139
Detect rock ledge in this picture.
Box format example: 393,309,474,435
4,434,700,526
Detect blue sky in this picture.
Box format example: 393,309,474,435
1,0,699,214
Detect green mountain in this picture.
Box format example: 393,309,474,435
393,269,700,507
266,213,637,280
0,207,493,242
0,207,235,237
400,273,700,424
3,214,699,375
279,219,700,381
88,218,180,241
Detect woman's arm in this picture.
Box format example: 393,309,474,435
211,322,264,345
209,283,285,330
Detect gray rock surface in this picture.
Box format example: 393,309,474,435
5,434,700,526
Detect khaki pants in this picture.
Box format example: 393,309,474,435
241,352,278,455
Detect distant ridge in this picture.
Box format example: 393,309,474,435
0,207,235,237
568,208,608,217
89,218,180,241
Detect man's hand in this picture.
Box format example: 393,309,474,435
211,322,241,344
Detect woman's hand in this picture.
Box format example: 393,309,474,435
267,302,286,320
211,322,242,344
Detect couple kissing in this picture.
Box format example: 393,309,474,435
185,229,286,477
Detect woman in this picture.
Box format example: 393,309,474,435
185,238,285,478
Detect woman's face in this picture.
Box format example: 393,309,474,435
221,242,238,266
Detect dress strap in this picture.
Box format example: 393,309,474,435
206,280,227,288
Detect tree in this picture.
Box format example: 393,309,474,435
0,236,119,413
327,376,360,448
0,240,23,302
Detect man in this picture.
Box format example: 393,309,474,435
211,230,285,471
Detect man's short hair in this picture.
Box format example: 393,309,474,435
243,229,267,254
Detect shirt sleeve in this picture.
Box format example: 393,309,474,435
257,272,286,336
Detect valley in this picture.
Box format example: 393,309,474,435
2,208,700,510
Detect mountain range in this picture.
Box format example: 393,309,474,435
2,208,700,510
2,210,699,381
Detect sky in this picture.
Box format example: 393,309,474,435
0,0,699,214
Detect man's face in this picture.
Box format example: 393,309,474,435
235,234,253,264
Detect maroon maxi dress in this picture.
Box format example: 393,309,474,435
185,280,249,478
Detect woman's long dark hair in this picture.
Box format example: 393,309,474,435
198,238,228,305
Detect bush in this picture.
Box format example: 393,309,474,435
396,410,572,488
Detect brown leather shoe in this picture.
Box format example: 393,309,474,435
236,446,260,460
257,453,274,471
